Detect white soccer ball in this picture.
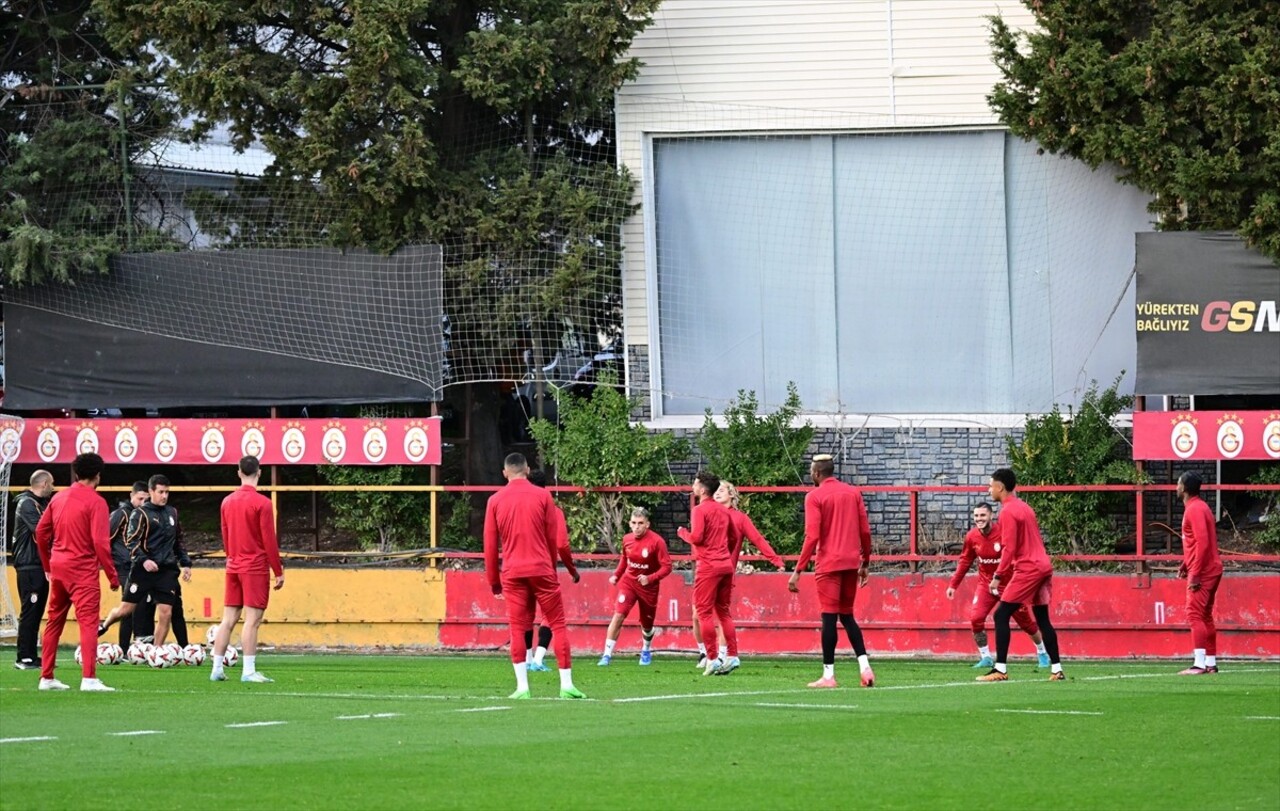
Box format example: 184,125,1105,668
96,643,123,665
182,644,206,666
127,642,150,665
206,625,220,646
164,642,184,661
222,646,239,668
147,645,178,669
74,645,83,665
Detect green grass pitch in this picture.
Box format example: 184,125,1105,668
2,653,1277,810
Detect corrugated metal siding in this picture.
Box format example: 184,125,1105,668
617,0,1036,349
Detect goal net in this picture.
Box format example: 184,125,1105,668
0,414,25,638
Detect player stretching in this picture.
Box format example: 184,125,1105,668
599,507,671,666
678,471,741,676
210,456,285,683
711,480,785,674
789,454,875,689
977,468,1065,682
1176,472,1223,675
947,502,1051,669
484,454,585,699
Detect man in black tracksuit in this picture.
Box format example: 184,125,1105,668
107,481,149,649
98,475,192,646
10,470,54,669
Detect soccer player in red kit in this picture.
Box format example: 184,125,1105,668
678,471,741,676
484,453,586,699
523,470,578,673
1176,471,1223,675
34,453,119,692
599,507,671,666
788,454,875,689
977,468,1064,682
947,501,1050,669
210,456,284,684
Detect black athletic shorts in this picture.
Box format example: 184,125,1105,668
123,564,181,606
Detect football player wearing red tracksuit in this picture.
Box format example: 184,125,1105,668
210,455,285,684
34,453,119,692
1176,472,1224,675
484,453,586,700
978,468,1065,682
677,471,740,676
947,502,1050,669
789,454,875,689
598,507,671,667
523,469,579,673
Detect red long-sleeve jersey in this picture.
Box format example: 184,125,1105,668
220,485,284,576
613,529,672,583
550,504,578,579
993,495,1052,584
678,498,736,576
484,478,559,591
796,477,872,573
948,522,1003,590
728,509,784,568
1181,496,1223,583
34,482,117,588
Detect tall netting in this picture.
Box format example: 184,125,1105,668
0,415,25,638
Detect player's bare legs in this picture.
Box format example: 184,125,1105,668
210,606,242,681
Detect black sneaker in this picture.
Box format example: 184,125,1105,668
13,659,39,671
97,622,108,638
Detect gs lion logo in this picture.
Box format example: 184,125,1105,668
322,423,347,463
241,424,266,460
75,423,100,455
1169,414,1198,460
403,423,429,463
201,424,226,464
281,423,306,464
363,424,388,463
37,425,61,463
115,423,139,462
154,423,178,463
1216,414,1244,459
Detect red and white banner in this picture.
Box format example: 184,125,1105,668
1133,410,1280,461
1,417,442,466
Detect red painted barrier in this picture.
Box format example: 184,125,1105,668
441,571,1280,659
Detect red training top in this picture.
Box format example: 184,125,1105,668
35,482,117,588
1181,495,1223,583
550,504,579,579
220,485,284,576
678,498,736,576
948,521,1003,590
728,509,784,569
613,529,672,586
796,477,872,573
993,495,1052,584
484,478,559,591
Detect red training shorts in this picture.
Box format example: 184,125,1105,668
224,571,271,610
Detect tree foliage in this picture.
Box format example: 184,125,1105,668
1247,463,1280,550
989,0,1280,260
1,0,177,284
316,464,433,552
529,374,689,552
1005,377,1148,555
93,0,661,374
696,384,814,556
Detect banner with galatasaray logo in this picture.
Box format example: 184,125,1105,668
5,418,442,466
1132,411,1280,461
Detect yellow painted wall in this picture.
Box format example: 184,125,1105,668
4,567,447,649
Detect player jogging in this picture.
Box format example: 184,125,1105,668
599,507,671,666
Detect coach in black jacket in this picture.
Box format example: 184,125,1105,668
10,470,54,669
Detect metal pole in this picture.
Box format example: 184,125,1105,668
117,82,133,251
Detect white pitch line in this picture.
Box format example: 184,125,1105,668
372,712,402,718
995,709,1104,716
0,736,57,744
456,706,511,713
755,702,859,710
614,689,813,703
1245,716,1280,721
108,730,165,736
336,714,371,720
225,721,287,728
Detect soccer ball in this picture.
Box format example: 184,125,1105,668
181,644,206,666
205,625,220,646
127,642,153,665
164,642,184,661
222,646,239,668
96,643,123,665
74,645,83,665
147,645,178,669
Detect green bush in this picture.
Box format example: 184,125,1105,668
1005,377,1147,555
1248,464,1280,550
317,465,432,552
696,384,814,556
530,373,689,552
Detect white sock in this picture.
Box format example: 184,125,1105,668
243,655,256,675
1034,641,1047,654
978,645,992,658
1205,655,1217,668
994,662,1007,674
513,662,529,692
822,663,835,680
558,668,574,690
642,630,654,651
1050,663,1063,674
718,645,728,660
857,654,870,671
1194,648,1207,668
603,639,617,656
533,646,547,666
212,654,225,671
525,649,534,665
697,643,707,656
